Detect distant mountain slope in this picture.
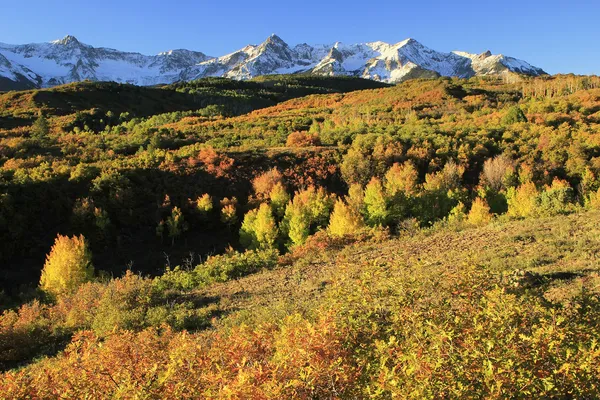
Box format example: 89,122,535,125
0,34,545,90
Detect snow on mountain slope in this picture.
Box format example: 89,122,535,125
0,35,213,89
0,34,546,90
191,36,545,83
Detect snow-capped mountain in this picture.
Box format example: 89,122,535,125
0,35,212,90
0,34,545,90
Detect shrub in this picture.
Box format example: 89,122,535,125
286,131,321,147
91,272,157,336
0,300,54,368
253,168,284,198
39,234,94,299
195,248,278,283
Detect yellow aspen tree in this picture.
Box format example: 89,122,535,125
467,197,493,226
40,234,94,298
327,199,364,237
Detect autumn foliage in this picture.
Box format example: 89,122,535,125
39,234,94,298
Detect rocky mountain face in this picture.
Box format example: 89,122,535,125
0,34,545,90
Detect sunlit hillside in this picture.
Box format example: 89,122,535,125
1,74,600,397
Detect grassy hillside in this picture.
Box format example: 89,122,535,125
2,73,600,397
1,211,600,397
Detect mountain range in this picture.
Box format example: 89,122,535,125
0,34,546,90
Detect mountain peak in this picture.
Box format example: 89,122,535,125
398,38,421,47
52,35,81,46
264,34,286,46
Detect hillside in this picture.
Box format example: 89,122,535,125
1,74,600,294
2,72,600,396
2,211,600,397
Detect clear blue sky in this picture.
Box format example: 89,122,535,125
1,0,598,75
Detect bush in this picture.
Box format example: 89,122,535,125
253,168,284,198
195,248,279,283
286,131,321,147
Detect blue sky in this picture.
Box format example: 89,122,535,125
1,0,598,74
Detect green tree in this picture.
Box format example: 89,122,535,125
269,182,290,218
31,115,50,141
166,207,187,246
364,177,389,226
503,106,528,125
240,203,279,249
283,201,310,247
341,147,373,186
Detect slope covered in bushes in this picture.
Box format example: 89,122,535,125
1,211,600,397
